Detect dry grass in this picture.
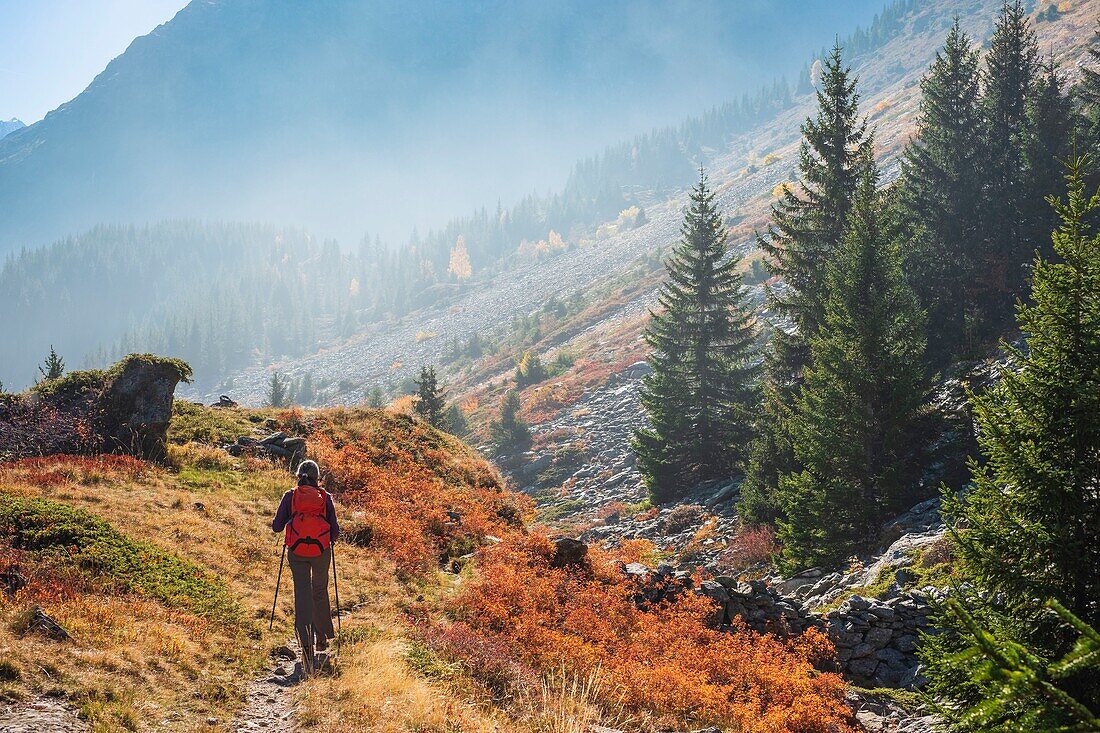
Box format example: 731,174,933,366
0,447,397,732
297,617,516,733
0,407,538,732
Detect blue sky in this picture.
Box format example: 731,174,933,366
0,0,187,122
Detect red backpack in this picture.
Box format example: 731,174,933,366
285,484,332,558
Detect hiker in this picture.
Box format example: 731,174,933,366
271,459,340,654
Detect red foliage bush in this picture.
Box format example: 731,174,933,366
446,534,855,732
308,412,529,578
1,455,150,486
720,525,779,572
418,621,538,698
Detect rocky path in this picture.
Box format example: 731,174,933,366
235,671,298,732
0,696,89,732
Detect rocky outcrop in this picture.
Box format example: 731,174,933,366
226,432,307,465
0,354,192,462
99,355,193,460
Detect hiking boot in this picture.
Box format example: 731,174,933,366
315,636,329,652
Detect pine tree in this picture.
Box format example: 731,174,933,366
938,599,1100,730
37,346,65,382
633,169,759,502
922,159,1100,720
776,153,930,570
977,0,1039,336
897,20,985,366
267,371,289,408
1077,20,1100,160
742,43,871,521
491,390,531,455
413,365,447,429
1024,55,1074,262
366,386,385,409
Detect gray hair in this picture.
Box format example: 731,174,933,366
296,459,320,483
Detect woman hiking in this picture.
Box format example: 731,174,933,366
271,459,340,668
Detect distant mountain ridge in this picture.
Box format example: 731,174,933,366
0,119,23,140
0,0,886,253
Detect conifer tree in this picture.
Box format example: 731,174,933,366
366,386,385,409
776,154,930,570
37,346,65,382
742,44,870,521
633,170,759,502
977,0,1039,335
922,156,1100,727
267,371,289,408
413,365,447,429
1024,56,1074,261
1077,20,1100,160
897,20,985,366
491,390,530,455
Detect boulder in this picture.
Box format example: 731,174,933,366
550,537,588,568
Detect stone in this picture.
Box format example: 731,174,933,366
848,656,879,678
895,634,918,653
550,537,588,568
865,626,895,649
699,580,730,603
98,355,192,461
28,606,70,641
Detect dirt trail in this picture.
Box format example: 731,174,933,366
235,672,298,732
0,696,89,732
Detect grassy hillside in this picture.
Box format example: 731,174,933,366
0,403,855,731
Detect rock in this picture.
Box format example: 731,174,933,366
865,625,895,649
774,567,823,595
28,606,70,641
699,580,731,603
848,656,879,678
550,537,588,568
211,395,238,408
99,355,191,461
271,645,297,661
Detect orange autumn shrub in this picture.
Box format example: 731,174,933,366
0,454,150,486
308,411,529,577
448,534,855,732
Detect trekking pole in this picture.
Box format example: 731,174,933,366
269,544,286,631
331,543,342,634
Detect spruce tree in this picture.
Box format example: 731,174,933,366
1077,20,1100,160
267,371,289,408
1024,56,1074,261
413,365,447,429
37,346,65,382
366,386,385,409
491,390,531,455
897,20,985,366
776,153,930,570
741,43,871,521
633,169,758,502
977,0,1039,336
923,156,1100,728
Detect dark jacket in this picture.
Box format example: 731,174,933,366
271,481,340,541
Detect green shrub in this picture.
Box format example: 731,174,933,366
0,496,238,623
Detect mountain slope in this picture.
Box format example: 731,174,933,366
0,0,886,253
202,0,1069,402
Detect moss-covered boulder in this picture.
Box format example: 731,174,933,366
0,354,192,462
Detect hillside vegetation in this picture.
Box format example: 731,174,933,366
0,402,857,731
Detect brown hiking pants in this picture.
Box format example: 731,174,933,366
288,547,335,648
